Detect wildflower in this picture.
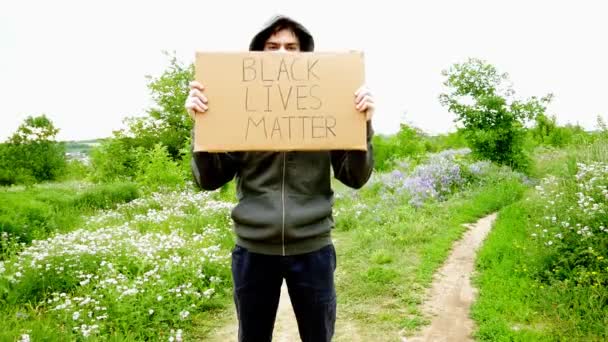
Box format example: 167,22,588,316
203,288,215,298
179,310,190,320
120,288,138,297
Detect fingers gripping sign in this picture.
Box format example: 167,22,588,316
185,81,209,120
354,85,375,122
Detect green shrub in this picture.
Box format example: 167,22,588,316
135,144,185,191
89,138,137,182
61,160,91,181
440,58,552,172
0,115,67,185
373,124,428,172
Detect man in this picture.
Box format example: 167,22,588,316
185,15,375,342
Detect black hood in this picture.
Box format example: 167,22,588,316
249,15,315,52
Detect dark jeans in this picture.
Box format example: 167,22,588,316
231,244,337,342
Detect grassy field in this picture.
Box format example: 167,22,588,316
0,185,235,341
1,142,606,340
331,168,525,340
472,139,608,341
0,182,139,245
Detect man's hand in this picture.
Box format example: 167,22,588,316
354,85,374,121
185,81,208,120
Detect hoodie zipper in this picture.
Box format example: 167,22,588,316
281,152,286,256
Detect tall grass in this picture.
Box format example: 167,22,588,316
472,137,608,340
0,182,139,245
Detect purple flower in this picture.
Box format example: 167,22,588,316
386,149,473,206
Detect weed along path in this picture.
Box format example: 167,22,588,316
208,213,497,341
406,213,497,342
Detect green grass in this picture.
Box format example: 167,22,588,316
0,182,139,245
471,138,608,341
472,198,608,341
332,173,526,339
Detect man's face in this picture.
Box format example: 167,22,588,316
264,29,300,52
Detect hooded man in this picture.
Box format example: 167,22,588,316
186,15,375,342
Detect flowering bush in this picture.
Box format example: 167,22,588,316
0,188,234,340
531,162,608,287
373,148,491,207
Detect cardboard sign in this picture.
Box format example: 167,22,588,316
193,51,367,152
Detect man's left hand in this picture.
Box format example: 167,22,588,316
354,85,374,122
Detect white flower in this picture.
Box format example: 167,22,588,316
19,334,30,342
149,309,154,315
179,310,190,320
120,288,138,297
79,297,91,306
73,311,80,321
157,295,163,301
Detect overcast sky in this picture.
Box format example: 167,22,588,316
1,0,607,141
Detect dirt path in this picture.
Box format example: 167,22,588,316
406,213,497,342
208,213,496,341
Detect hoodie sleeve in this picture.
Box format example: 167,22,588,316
330,121,374,189
190,130,240,190
191,152,240,191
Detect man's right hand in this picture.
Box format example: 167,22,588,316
185,81,208,120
